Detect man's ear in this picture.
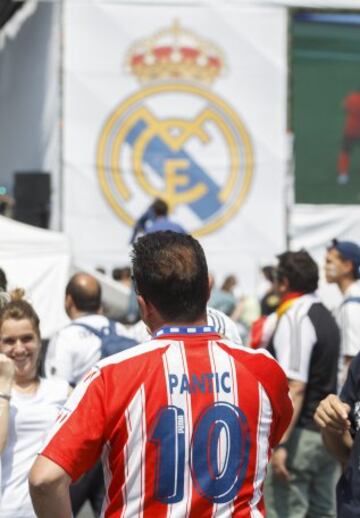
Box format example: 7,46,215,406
137,295,156,322
207,277,212,302
279,276,290,294
344,259,354,277
64,294,73,315
137,295,147,320
137,295,160,331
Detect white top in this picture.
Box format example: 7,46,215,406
45,314,131,385
335,281,360,358
271,294,319,383
127,307,243,344
206,307,242,343
0,378,69,518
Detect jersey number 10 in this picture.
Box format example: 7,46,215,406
149,401,250,504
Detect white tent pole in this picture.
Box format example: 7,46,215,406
285,8,293,250
58,0,65,231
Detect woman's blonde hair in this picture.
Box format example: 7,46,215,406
0,289,41,339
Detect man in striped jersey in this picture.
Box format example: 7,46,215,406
29,231,293,517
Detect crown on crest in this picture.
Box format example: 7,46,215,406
125,20,225,84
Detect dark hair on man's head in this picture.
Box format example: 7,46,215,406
276,250,319,293
262,265,276,283
66,273,102,313
131,231,209,322
152,198,168,217
0,268,7,291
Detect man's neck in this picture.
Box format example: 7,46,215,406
149,316,208,336
338,277,356,295
277,291,304,317
70,309,99,320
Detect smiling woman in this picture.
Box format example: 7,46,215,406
0,291,70,518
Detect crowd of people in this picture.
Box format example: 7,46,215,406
0,228,360,517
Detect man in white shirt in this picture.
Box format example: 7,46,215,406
325,239,360,380
45,272,132,386
265,250,340,518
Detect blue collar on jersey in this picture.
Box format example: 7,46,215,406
153,325,217,338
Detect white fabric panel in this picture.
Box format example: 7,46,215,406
290,204,360,309
261,0,358,7
291,205,360,256
63,0,358,7
63,3,288,292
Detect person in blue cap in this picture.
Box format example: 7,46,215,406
325,238,360,383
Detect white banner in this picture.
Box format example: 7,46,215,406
263,0,358,7
291,205,360,309
63,0,358,7
63,4,288,291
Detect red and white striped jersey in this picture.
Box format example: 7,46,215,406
41,327,292,518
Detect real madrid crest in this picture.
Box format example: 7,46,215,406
96,20,254,237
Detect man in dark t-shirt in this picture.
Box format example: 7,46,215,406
315,353,360,518
265,250,340,518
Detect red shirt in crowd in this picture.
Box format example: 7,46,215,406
344,92,360,138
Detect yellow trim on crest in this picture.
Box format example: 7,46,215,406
96,82,254,235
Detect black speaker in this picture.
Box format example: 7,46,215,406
13,172,51,228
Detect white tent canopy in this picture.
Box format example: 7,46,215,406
0,216,71,337
0,216,131,338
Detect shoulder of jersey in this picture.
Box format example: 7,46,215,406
218,338,275,360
